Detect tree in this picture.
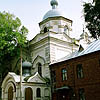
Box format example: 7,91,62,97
0,11,28,75
83,0,100,39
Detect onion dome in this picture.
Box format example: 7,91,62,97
22,61,32,68
43,0,65,20
22,61,32,77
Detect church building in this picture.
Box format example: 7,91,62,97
1,0,90,100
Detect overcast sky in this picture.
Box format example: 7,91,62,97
0,0,89,40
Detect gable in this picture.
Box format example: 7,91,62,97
1,72,17,90
29,33,48,45
32,56,45,69
27,72,46,83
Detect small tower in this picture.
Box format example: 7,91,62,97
22,61,32,77
30,0,79,79
39,0,72,35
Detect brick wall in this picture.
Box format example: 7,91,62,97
50,50,100,100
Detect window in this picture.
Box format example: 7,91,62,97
44,27,48,33
36,88,41,97
79,88,85,100
38,63,42,76
51,71,56,83
25,88,33,100
61,68,67,81
77,64,84,79
64,26,69,35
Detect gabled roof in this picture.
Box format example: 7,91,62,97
5,72,25,83
2,72,47,88
8,72,21,82
27,72,46,83
51,39,100,64
2,72,25,88
30,31,74,46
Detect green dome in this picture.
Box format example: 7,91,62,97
22,61,32,68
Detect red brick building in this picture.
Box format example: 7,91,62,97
50,39,100,100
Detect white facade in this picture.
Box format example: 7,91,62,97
28,0,79,80
2,72,51,100
30,16,78,78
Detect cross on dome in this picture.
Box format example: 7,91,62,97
50,0,58,9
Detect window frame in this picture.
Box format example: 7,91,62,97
77,64,84,79
61,68,67,81
64,26,69,34
38,63,42,76
36,88,41,98
44,27,48,33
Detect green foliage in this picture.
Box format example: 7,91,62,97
83,0,100,39
0,11,28,69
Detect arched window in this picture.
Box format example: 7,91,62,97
77,64,84,79
36,88,41,97
61,68,67,81
44,27,48,33
8,86,13,100
38,63,42,76
25,87,33,100
64,26,69,35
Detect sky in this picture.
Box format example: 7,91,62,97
0,0,89,40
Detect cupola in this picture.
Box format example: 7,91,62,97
22,61,32,77
39,0,72,35
43,0,65,20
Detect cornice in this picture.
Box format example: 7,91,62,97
39,16,73,26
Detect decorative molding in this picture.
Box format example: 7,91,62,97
39,16,72,26
32,56,45,65
58,25,64,28
45,47,50,62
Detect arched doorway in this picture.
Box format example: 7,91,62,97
8,86,13,100
25,87,33,100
